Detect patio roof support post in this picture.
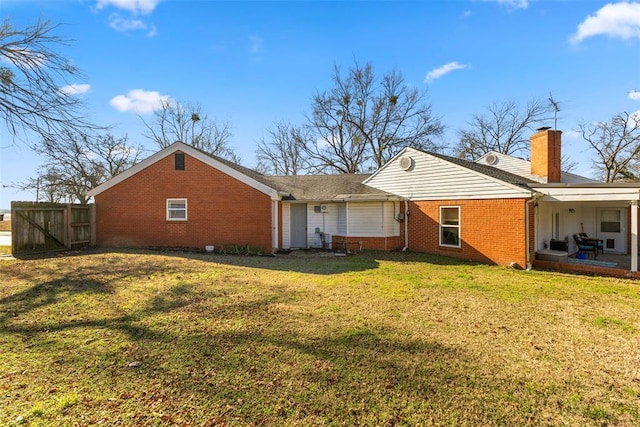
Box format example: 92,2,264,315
272,199,279,251
631,200,638,272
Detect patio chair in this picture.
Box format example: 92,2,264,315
573,233,600,259
578,233,604,254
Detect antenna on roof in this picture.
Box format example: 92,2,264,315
548,92,560,131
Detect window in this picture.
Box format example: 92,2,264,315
439,206,460,247
167,198,187,220
600,209,621,233
175,153,185,170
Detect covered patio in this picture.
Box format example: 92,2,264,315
531,183,640,276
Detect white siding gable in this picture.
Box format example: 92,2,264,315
365,148,532,200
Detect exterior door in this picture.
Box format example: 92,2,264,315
290,204,308,248
597,208,626,253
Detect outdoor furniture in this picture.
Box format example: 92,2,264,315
550,239,568,252
579,233,604,254
573,233,602,259
536,249,568,263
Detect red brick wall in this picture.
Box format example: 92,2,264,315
94,152,274,252
407,199,529,267
331,235,403,251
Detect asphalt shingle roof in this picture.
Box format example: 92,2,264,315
208,145,535,199
427,151,536,188
265,174,393,200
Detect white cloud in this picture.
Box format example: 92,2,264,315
424,62,468,83
59,83,91,95
108,13,158,36
496,0,528,9
95,0,160,15
110,89,171,114
629,90,640,101
2,48,46,70
571,2,640,44
108,14,146,31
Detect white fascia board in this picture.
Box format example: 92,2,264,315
87,142,280,199
333,193,404,202
532,185,640,202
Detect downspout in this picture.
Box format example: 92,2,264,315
403,199,409,251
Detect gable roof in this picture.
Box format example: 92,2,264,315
429,151,535,187
475,151,599,184
86,142,395,202
86,142,283,199
363,147,536,200
265,174,398,202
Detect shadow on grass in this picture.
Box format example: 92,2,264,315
0,253,210,341
104,247,482,274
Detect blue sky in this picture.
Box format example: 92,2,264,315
1,0,639,208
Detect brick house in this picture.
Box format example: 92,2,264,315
88,128,640,274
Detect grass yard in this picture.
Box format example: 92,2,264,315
0,221,11,232
1,249,639,426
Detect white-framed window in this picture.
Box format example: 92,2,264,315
166,198,187,221
439,206,460,247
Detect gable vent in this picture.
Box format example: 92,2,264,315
484,154,498,165
398,156,414,171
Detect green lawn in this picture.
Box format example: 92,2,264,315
1,249,639,426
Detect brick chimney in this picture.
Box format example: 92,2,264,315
531,127,562,183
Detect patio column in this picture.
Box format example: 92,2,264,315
632,201,638,272
272,200,279,251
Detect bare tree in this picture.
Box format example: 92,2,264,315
256,121,310,175
21,130,143,203
141,99,236,160
580,112,640,182
456,98,552,160
306,62,444,173
19,168,68,203
0,17,97,145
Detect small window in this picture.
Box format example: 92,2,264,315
175,153,185,170
167,198,187,220
439,206,460,247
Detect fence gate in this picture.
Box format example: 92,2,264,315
11,202,95,255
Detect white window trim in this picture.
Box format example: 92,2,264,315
439,206,461,248
166,198,188,221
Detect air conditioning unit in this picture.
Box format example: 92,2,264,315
320,204,328,213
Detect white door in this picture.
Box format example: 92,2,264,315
597,208,627,253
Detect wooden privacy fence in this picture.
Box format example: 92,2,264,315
11,202,95,255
